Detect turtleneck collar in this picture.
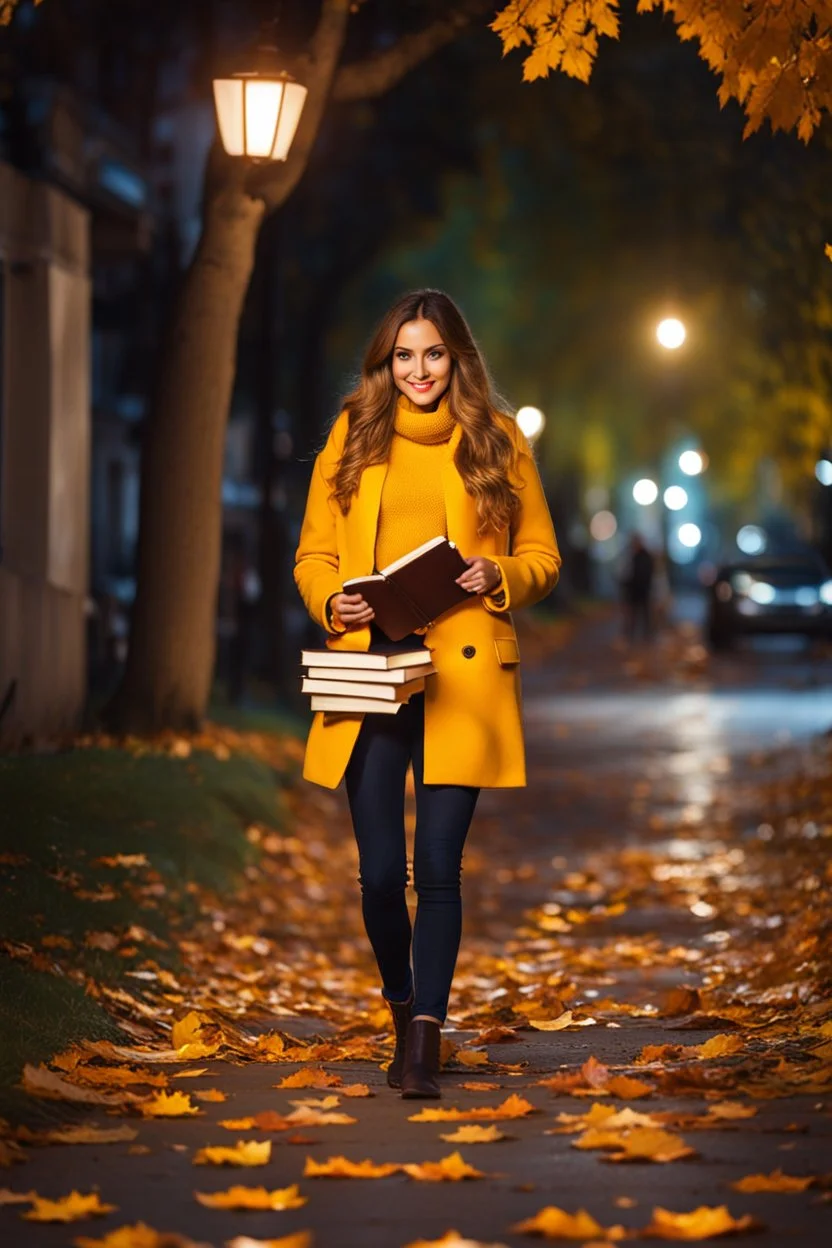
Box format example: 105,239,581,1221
394,392,456,444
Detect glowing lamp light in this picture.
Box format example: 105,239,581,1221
677,522,702,548
633,478,659,505
590,510,617,541
656,317,686,350
748,581,775,605
516,406,545,441
663,485,688,510
816,459,832,487
736,524,767,556
213,44,307,161
679,449,705,475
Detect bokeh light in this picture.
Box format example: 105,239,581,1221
589,510,618,541
679,449,705,475
663,485,688,510
516,406,545,440
632,478,658,505
678,522,702,548
816,459,832,487
736,524,767,556
656,317,686,349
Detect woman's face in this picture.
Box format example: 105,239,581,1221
391,318,452,407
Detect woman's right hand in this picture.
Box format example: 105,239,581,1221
331,592,374,629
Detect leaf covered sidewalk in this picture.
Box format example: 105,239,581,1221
1,629,831,1248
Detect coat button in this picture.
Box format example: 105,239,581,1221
462,645,476,659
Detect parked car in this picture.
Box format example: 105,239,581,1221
706,555,832,649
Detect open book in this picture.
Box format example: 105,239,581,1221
342,536,470,641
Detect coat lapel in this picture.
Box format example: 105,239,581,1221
442,424,479,552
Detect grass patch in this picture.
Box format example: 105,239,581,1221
0,731,300,1116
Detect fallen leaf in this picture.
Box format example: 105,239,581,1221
171,1013,208,1049
456,1050,490,1067
226,1236,313,1248
605,1128,697,1164
642,1205,764,1239
408,1093,537,1122
302,1155,401,1178
510,1205,612,1239
604,1076,655,1099
401,1151,487,1181
139,1091,200,1118
528,1011,577,1031
40,1125,138,1145
730,1169,814,1192
275,1069,343,1089
340,1084,372,1097
93,854,150,868
697,1035,745,1059
194,1141,272,1167
403,1232,510,1247
74,1224,212,1247
172,1068,209,1079
21,1064,136,1106
0,1188,36,1204
22,1190,116,1222
285,1107,356,1126
460,1082,501,1091
0,1140,27,1166
193,1089,226,1103
194,1183,306,1209
288,1096,341,1110
439,1125,510,1143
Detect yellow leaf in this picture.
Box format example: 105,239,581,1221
529,1010,576,1031
604,1128,697,1164
275,1068,342,1089
0,1189,36,1205
400,1151,487,1181
457,1050,489,1067
288,1096,341,1110
302,1155,400,1178
697,1035,744,1059
193,1089,226,1103
22,1190,116,1222
194,1141,272,1167
284,1107,357,1126
642,1205,764,1238
730,1169,814,1193
21,1064,136,1106
226,1236,313,1248
74,1223,212,1248
172,1067,209,1079
510,1205,609,1239
341,1084,372,1097
404,1232,510,1248
825,243,832,263
438,1125,509,1143
194,1183,307,1209
408,1093,537,1122
604,1076,655,1099
139,1091,200,1118
41,1125,138,1145
171,1012,207,1049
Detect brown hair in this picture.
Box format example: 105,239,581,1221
329,289,521,535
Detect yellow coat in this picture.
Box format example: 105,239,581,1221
293,410,561,788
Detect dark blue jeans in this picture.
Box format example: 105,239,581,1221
345,685,479,1024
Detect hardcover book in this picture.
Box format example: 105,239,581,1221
302,676,425,701
300,646,430,671
310,695,406,715
341,536,470,641
305,661,435,683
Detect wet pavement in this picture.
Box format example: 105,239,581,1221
6,596,832,1248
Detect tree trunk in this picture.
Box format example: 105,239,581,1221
105,182,265,733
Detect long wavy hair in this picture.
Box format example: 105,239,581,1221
329,290,522,535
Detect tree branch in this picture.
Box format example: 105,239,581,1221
331,0,494,103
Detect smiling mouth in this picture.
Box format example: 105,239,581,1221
409,381,434,390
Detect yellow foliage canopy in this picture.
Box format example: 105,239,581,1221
492,0,831,140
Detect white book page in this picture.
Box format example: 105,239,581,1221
379,535,450,578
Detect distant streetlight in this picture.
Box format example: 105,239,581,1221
656,317,686,350
213,41,307,161
816,458,832,487
516,406,545,441
633,478,659,505
737,524,767,555
663,485,688,510
678,522,702,548
679,449,706,475
589,510,617,541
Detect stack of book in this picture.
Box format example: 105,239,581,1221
301,646,435,714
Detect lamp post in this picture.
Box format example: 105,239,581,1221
213,42,307,162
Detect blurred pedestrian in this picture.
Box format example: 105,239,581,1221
620,532,655,643
294,289,561,1098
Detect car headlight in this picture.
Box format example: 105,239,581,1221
731,572,753,594
820,580,832,606
748,581,775,604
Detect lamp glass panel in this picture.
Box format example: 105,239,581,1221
213,79,245,155
244,80,284,157
271,82,307,159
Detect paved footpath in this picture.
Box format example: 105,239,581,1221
6,609,832,1248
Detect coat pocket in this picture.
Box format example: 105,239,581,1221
494,637,521,666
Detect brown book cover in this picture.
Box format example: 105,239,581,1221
342,537,470,641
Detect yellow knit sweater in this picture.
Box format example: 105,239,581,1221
374,394,456,571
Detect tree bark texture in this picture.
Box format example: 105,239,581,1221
106,186,265,732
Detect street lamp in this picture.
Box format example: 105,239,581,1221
656,317,686,350
633,478,658,505
213,42,307,161
679,449,706,476
516,406,545,442
663,485,688,511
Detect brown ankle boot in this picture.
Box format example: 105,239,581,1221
384,992,413,1089
401,1018,441,1098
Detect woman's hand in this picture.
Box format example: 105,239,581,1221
456,556,502,595
331,592,374,628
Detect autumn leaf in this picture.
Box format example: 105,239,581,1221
302,1155,401,1178
193,1088,226,1103
0,1188,36,1204
642,1205,764,1239
193,1141,272,1167
21,1064,137,1106
172,1067,210,1079
697,1035,745,1059
403,1232,510,1248
408,1093,537,1122
400,1151,487,1181
460,1082,501,1091
226,1236,313,1248
219,1112,294,1133
93,854,149,868
0,1140,27,1166
22,1190,116,1222
604,1075,655,1099
74,1224,212,1248
456,1050,490,1067
528,1010,578,1031
194,1183,307,1209
40,1125,138,1145
139,1091,201,1117
510,1205,611,1239
603,1128,697,1164
284,1106,357,1126
289,1096,341,1109
275,1068,343,1089
730,1169,814,1193
71,1066,167,1089
341,1084,372,1097
439,1125,510,1143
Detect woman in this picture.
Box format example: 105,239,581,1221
294,290,560,1098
